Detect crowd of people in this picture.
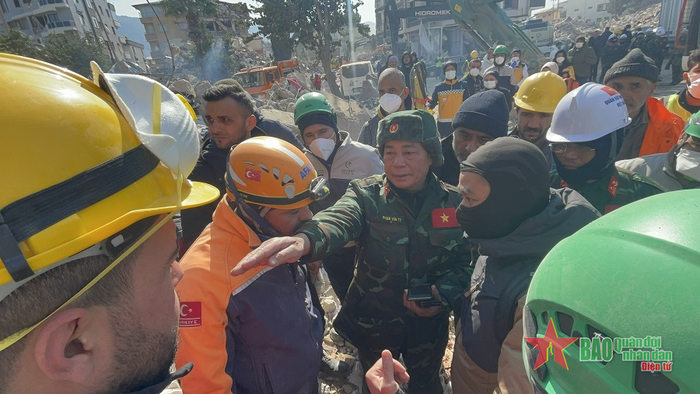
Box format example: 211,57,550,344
1,20,699,394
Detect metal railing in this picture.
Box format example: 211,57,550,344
45,20,75,29
39,0,65,5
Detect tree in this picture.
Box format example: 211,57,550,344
298,0,369,96
161,0,218,59
253,0,369,97
0,29,46,60
43,34,112,77
250,0,300,61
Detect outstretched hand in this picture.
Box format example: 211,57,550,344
365,350,410,394
230,234,310,276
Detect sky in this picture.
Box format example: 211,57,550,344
114,0,376,30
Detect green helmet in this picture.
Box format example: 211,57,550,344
494,45,508,55
293,92,336,125
524,190,700,393
684,111,700,139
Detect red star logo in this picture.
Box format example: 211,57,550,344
524,318,578,370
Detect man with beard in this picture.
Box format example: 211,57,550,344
549,83,664,214
451,138,599,393
510,72,568,170
434,90,510,185
180,83,303,252
358,68,413,147
399,51,414,87
617,111,700,191
604,49,684,160
0,54,220,394
175,137,329,394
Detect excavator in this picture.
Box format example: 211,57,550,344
446,0,547,71
384,0,547,73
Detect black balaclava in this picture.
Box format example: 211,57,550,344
553,128,624,187
457,138,550,239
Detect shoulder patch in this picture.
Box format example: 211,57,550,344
618,167,666,191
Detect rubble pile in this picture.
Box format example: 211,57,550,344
553,1,661,41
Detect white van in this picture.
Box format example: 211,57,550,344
339,61,373,97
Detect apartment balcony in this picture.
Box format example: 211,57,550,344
41,20,78,37
144,32,159,41
113,19,121,28
11,0,69,19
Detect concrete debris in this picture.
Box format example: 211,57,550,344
553,1,662,42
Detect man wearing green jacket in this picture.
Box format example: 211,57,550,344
233,110,472,394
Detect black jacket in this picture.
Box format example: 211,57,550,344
433,134,461,186
180,115,302,251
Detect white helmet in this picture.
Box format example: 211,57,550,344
547,83,631,143
655,26,666,36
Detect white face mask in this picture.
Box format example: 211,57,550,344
484,80,497,89
494,56,505,65
688,75,700,98
511,56,519,63
575,42,584,49
308,137,336,161
556,56,565,64
379,93,403,114
445,70,457,80
469,67,480,76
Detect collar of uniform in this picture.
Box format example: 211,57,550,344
381,172,447,197
126,363,193,394
627,102,650,131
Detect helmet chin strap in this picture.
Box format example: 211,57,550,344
225,172,281,238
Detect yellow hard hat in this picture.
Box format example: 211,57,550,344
614,28,622,35
0,54,219,292
226,137,329,210
514,71,568,113
470,50,479,59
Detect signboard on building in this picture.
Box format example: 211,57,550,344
395,4,452,19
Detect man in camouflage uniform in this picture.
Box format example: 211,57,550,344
548,83,664,214
233,110,472,394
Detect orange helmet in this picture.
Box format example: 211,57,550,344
225,137,329,210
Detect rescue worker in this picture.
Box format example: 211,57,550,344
604,49,684,159
294,92,384,301
617,111,700,191
510,71,568,169
568,36,598,84
460,57,485,97
358,68,413,147
451,138,599,394
233,110,472,394
509,48,529,87
428,60,470,137
548,83,664,214
641,28,663,74
435,90,510,185
630,30,645,51
484,45,515,94
463,50,479,78
0,54,220,394
525,191,700,393
180,82,303,252
483,69,514,111
175,137,330,394
665,49,700,121
599,34,627,83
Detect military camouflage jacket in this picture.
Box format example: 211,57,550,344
298,174,471,334
551,165,664,214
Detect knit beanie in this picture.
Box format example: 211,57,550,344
451,90,509,138
603,48,659,84
377,110,444,166
442,60,457,73
297,112,337,134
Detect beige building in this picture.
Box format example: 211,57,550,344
0,0,126,63
132,1,249,69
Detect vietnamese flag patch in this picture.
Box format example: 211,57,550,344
432,207,458,228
